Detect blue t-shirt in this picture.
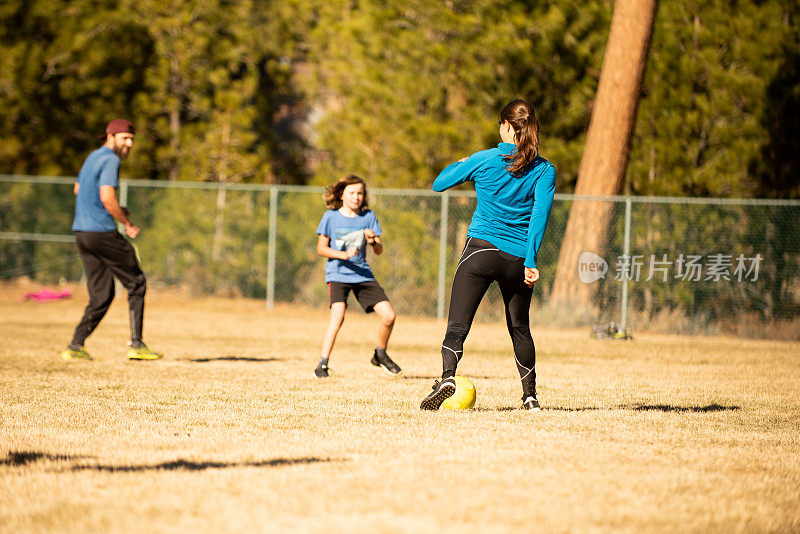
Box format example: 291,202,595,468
316,209,382,283
433,142,556,268
72,146,121,232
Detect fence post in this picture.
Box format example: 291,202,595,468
266,186,278,310
118,181,129,234
620,196,632,329
437,191,449,320
119,180,128,207
112,181,131,291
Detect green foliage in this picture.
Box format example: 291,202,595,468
584,199,800,329
369,194,443,315
273,191,328,302
494,1,612,190
0,180,82,279
287,0,500,187
0,0,294,183
286,0,611,189
132,187,274,295
628,0,798,197
0,0,152,175
123,0,272,183
1,0,797,196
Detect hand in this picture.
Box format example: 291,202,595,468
524,267,539,287
125,223,140,239
364,229,376,244
343,247,357,259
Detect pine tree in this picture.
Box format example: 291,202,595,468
0,0,152,175
628,0,795,197
123,0,272,183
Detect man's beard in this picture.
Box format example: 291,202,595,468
113,143,129,160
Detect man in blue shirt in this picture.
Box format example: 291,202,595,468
61,119,162,361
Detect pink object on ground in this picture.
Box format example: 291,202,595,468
23,288,72,302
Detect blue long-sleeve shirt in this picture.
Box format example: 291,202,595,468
433,142,556,268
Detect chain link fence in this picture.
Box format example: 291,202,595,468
2,175,799,339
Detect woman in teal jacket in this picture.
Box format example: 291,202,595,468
420,99,556,411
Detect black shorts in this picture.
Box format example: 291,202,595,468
328,281,389,313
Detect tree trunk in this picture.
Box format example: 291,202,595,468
550,0,658,306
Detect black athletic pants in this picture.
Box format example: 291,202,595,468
70,231,146,348
442,237,536,399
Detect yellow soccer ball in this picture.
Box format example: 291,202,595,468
440,376,476,410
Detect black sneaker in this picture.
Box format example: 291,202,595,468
370,349,401,376
420,377,456,411
522,396,541,411
314,362,330,378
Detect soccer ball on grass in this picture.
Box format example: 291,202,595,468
440,376,476,410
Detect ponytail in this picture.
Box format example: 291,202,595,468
500,99,540,175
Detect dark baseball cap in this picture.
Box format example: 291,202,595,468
102,118,135,138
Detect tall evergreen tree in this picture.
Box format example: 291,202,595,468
1,0,796,195
627,0,796,197
123,0,271,183
757,2,800,199
0,0,152,175
281,0,612,188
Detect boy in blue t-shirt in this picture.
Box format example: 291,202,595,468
313,175,401,378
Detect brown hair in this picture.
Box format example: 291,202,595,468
324,174,370,210
500,99,540,175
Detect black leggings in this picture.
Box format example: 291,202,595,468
442,237,536,398
70,231,146,347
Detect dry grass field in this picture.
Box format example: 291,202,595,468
1,280,799,533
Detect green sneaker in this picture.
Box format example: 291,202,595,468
127,343,163,360
60,346,93,361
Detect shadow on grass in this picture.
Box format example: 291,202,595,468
182,356,280,363
628,403,740,413
401,375,505,381
544,406,603,412
475,404,739,413
70,457,337,472
1,451,340,472
545,404,739,412
400,375,439,380
1,451,89,466
476,406,600,412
